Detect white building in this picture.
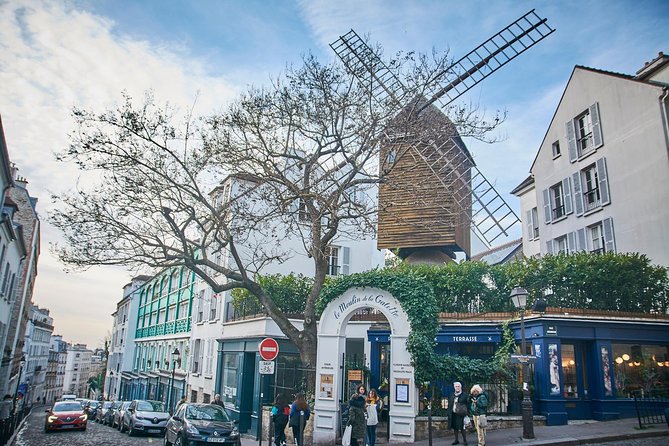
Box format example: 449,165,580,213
22,305,54,404
105,275,148,400
513,52,669,266
62,344,92,398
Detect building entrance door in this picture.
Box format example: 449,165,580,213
561,342,592,419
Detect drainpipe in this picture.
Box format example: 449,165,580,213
661,86,669,162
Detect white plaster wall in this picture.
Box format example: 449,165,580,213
530,68,669,266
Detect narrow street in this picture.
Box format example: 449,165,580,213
14,407,162,446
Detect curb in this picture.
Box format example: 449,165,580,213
505,429,669,445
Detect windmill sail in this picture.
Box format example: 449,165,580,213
330,10,553,250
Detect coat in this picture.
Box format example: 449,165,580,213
469,392,489,416
447,392,469,430
347,395,366,439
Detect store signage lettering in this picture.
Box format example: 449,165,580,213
452,336,477,342
334,293,400,319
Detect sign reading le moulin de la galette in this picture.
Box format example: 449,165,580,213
333,293,401,320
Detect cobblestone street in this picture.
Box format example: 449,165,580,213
14,407,163,446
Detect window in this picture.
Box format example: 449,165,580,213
196,290,204,323
555,236,567,254
210,294,218,320
566,102,603,162
582,164,600,211
589,223,605,254
551,140,561,158
526,207,540,240
573,157,610,216
612,343,669,398
326,246,340,276
550,183,565,220
297,198,309,222
192,340,201,373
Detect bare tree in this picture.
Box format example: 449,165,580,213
51,52,503,367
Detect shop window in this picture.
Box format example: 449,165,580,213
612,343,669,398
561,344,579,398
221,353,241,410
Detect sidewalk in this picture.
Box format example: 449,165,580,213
244,417,669,446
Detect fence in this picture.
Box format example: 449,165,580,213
632,387,669,429
271,360,316,403
0,406,30,446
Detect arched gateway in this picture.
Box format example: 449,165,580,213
313,287,416,444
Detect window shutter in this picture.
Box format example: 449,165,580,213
562,177,573,215
596,157,610,205
572,172,584,216
590,102,603,148
526,210,533,241
543,189,552,223
531,208,539,239
577,228,587,252
342,247,350,275
603,217,616,253
566,119,577,162
567,231,576,253
546,240,554,255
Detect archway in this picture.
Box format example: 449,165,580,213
313,287,416,444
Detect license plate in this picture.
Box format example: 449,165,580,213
148,429,161,433
207,438,227,443
61,425,75,429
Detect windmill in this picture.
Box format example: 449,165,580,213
330,10,554,261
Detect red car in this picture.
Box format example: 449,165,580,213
45,400,88,432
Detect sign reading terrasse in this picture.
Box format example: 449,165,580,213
333,292,400,319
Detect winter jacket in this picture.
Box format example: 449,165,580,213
469,392,489,416
347,395,366,439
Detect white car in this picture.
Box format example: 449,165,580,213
121,399,170,436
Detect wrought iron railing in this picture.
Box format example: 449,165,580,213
632,387,669,429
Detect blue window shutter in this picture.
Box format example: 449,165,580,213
603,218,616,253
577,228,587,251
563,177,573,215
543,188,552,223
546,240,554,255
590,102,603,148
572,172,584,216
596,157,610,206
342,247,350,275
566,119,577,162
567,231,576,253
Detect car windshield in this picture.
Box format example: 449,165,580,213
53,402,83,412
121,402,131,409
102,402,113,408
137,401,164,412
185,405,231,422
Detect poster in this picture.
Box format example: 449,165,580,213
395,378,409,403
548,343,560,395
601,347,612,396
319,373,334,399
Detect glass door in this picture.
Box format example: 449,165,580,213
560,343,592,419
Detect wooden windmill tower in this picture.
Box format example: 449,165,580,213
330,10,554,262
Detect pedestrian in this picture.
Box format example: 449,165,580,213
347,392,366,446
0,394,13,444
271,394,290,446
289,393,310,446
469,385,488,446
365,389,381,446
176,395,187,410
447,381,469,445
212,394,224,407
356,384,367,398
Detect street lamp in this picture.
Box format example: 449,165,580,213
12,356,26,415
510,286,535,440
167,348,181,414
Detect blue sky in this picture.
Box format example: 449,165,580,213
1,0,667,347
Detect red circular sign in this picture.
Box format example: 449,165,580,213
259,338,279,361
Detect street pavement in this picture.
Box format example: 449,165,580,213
12,406,163,446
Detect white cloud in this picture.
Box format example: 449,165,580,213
0,0,238,348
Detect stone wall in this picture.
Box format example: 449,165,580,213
414,415,547,441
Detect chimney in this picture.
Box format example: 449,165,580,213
14,175,28,188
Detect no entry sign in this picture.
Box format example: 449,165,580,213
259,337,279,361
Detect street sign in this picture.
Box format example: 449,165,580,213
510,354,538,364
259,360,275,375
259,337,279,361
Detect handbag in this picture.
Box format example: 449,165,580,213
342,424,352,446
478,414,488,428
463,415,472,429
455,402,468,415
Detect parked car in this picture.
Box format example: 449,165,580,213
61,394,76,401
44,401,88,432
85,400,100,418
96,401,114,423
121,399,170,436
103,400,122,425
164,403,240,446
112,401,132,429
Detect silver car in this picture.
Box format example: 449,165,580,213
121,399,170,436
113,401,131,429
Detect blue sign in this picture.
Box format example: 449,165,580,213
17,383,27,395
437,334,501,343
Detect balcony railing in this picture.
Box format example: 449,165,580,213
584,188,600,212
136,317,191,338
552,205,565,220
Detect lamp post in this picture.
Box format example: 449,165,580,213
167,348,181,414
510,286,535,440
12,356,26,415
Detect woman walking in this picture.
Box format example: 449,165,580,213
447,381,469,445
289,393,310,446
347,392,366,446
469,385,489,446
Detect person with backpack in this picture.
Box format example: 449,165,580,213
289,393,310,446
271,394,290,446
365,389,381,446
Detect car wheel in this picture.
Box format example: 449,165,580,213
128,423,135,436
174,435,185,446
120,421,126,433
